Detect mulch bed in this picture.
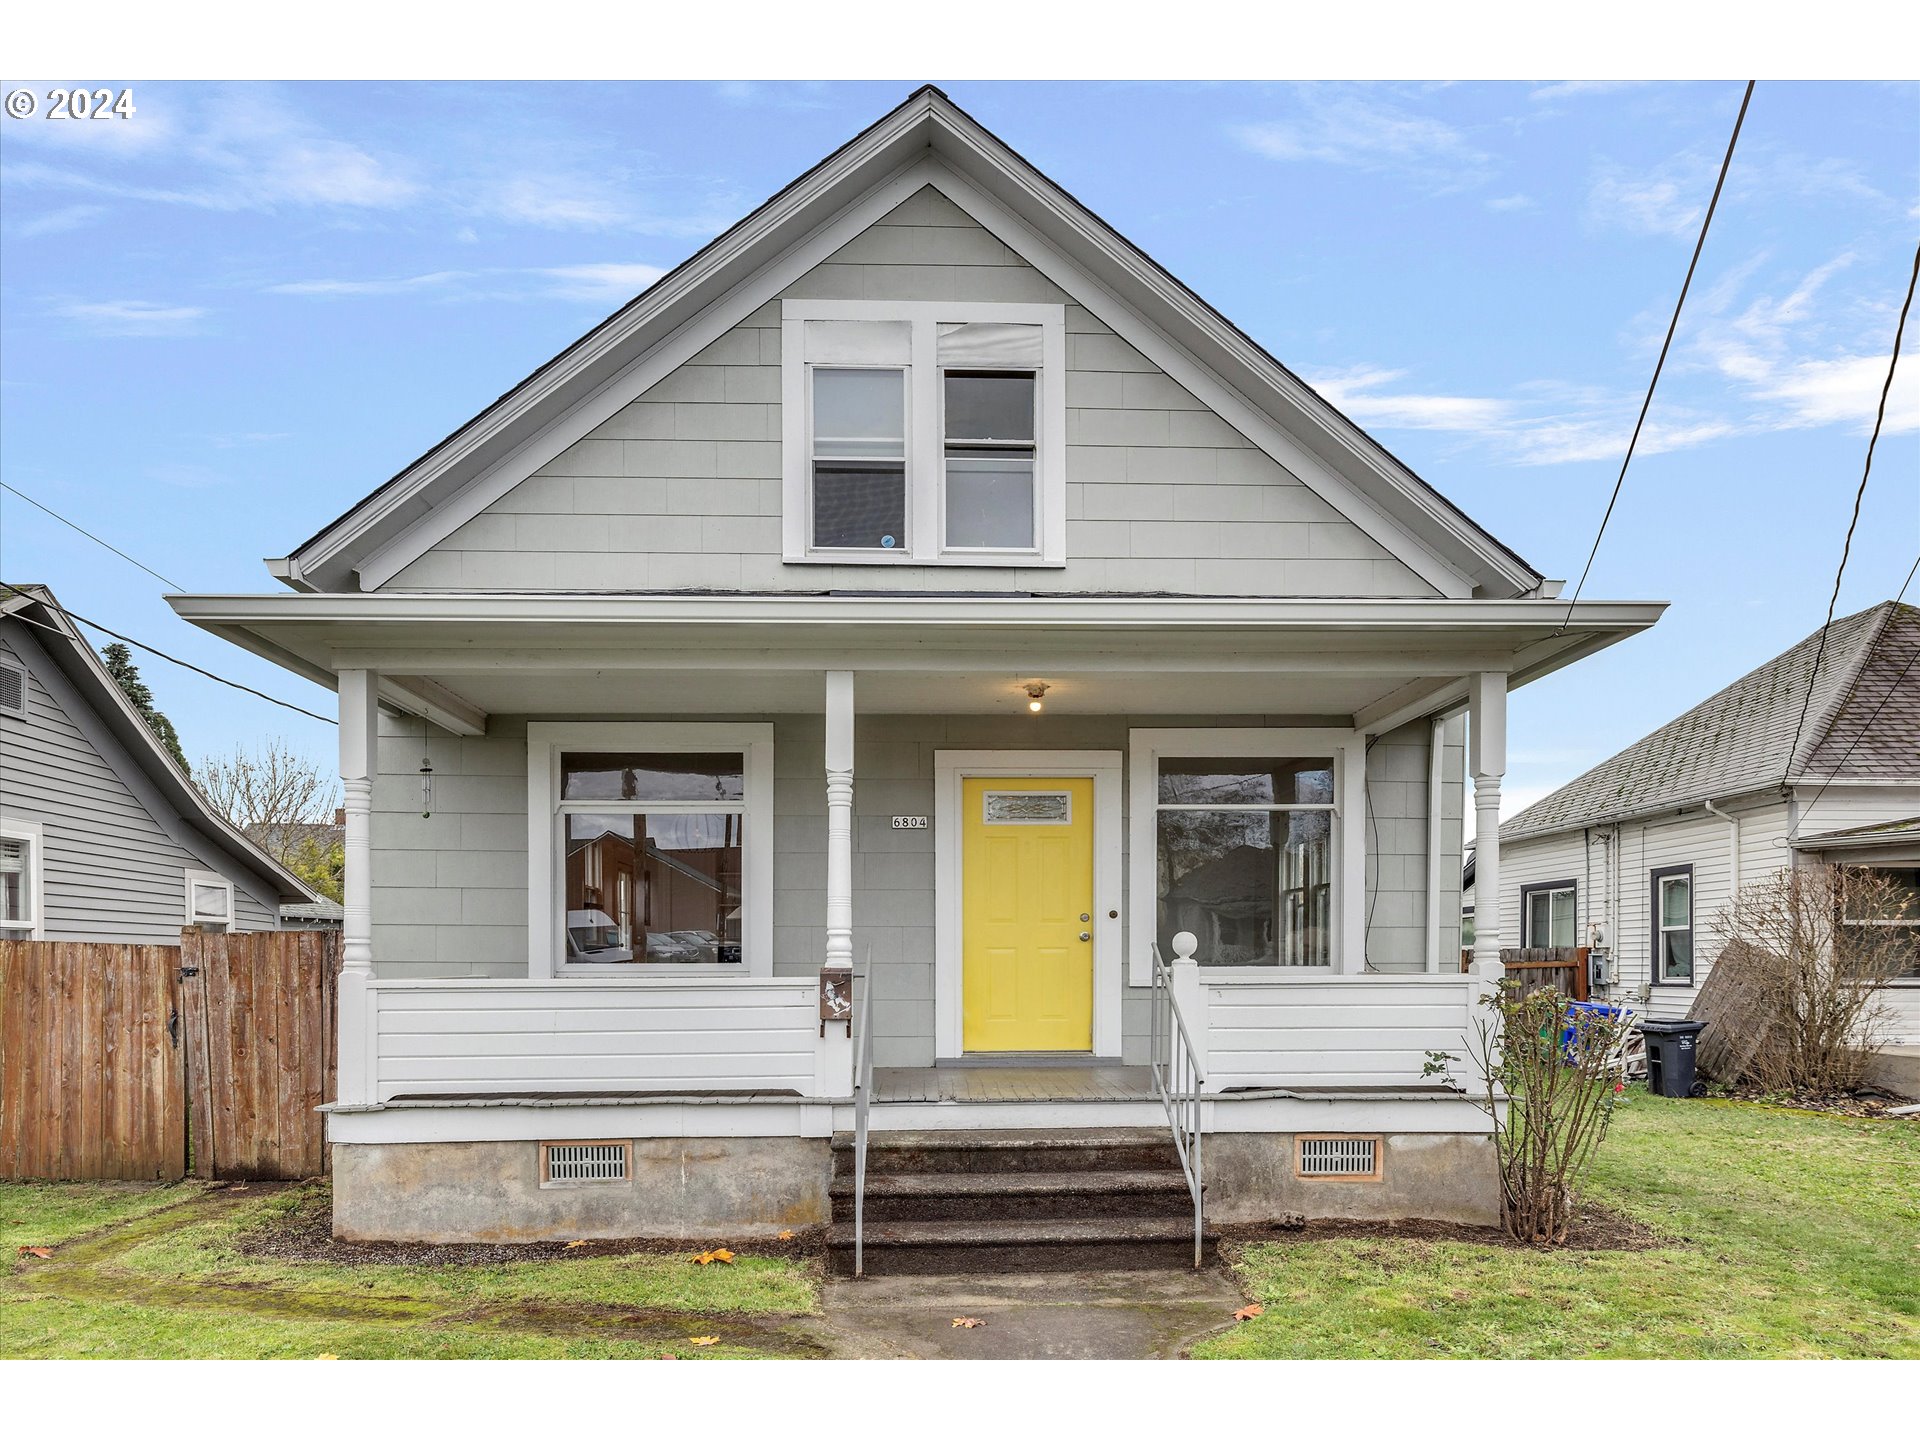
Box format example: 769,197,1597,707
227,1185,827,1269
1217,1203,1666,1254
1709,1086,1918,1119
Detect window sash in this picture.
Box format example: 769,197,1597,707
0,837,29,926
1653,870,1693,982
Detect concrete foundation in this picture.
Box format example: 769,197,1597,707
331,1137,833,1243
1206,1132,1500,1227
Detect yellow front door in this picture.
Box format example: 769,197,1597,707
961,776,1095,1052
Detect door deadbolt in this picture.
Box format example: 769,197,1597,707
1080,913,1090,922
1079,931,1091,942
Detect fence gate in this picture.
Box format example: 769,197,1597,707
0,940,186,1181
180,928,341,1180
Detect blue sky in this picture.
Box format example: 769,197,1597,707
2,79,1915,826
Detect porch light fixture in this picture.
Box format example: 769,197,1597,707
1025,682,1049,713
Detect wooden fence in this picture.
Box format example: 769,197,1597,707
0,929,340,1182
1460,946,1592,1002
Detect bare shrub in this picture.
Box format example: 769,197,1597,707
1701,866,1915,1094
1427,985,1632,1245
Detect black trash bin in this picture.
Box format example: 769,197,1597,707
1641,1019,1708,1097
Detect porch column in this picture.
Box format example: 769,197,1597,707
1468,671,1507,983
824,670,855,975
336,668,379,1106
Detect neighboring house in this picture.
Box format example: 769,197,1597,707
1499,601,1920,1043
170,88,1661,1253
280,897,346,930
0,584,314,942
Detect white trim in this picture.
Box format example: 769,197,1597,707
183,868,236,931
932,749,1122,1060
1128,727,1367,983
526,722,774,981
781,299,1066,567
0,818,45,938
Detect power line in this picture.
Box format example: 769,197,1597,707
1782,240,1920,787
2,583,336,726
1560,80,1754,628
0,481,185,591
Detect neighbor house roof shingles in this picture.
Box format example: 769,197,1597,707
1502,601,1920,842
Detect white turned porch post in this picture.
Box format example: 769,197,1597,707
824,671,855,974
336,669,379,1105
1468,671,1507,983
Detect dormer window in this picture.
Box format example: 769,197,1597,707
781,300,1066,566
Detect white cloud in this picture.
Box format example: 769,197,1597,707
1588,159,1707,239
1528,81,1645,103
261,262,668,306
1231,89,1493,189
538,263,668,303
266,270,471,297
54,299,206,336
1754,352,1919,433
13,203,107,237
1307,366,1511,432
1486,193,1536,213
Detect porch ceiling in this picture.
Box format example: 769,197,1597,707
168,592,1665,735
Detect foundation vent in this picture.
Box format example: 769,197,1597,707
541,1141,631,1185
1296,1135,1381,1180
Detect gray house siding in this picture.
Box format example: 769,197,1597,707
368,709,1463,1066
383,186,1435,599
0,626,279,941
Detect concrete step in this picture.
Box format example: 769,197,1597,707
827,1216,1217,1276
832,1127,1180,1177
830,1168,1196,1223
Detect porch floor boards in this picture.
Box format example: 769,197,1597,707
872,1065,1155,1104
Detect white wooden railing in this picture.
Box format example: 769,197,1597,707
363,976,833,1103
1149,936,1206,1268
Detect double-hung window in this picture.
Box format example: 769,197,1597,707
1,824,41,937
782,301,1066,565
1520,880,1577,948
1130,730,1365,977
528,724,774,977
1651,865,1693,984
1839,865,1920,981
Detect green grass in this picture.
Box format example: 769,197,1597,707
0,1181,822,1360
0,1180,211,1251
1197,1093,1920,1359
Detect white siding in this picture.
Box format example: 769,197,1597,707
371,978,823,1101
0,627,279,940
1204,974,1483,1089
384,186,1435,600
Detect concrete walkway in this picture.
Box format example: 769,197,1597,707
813,1266,1246,1359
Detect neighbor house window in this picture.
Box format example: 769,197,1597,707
782,301,1066,565
528,725,774,977
1,831,39,934
1839,865,1920,980
185,870,235,932
1520,880,1577,948
1651,865,1693,984
1132,729,1368,973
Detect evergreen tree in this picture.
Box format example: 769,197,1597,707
99,642,188,771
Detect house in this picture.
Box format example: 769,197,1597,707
0,583,314,942
1498,600,1920,1044
168,88,1662,1259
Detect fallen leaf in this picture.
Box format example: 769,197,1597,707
690,1248,735,1265
564,1240,588,1249
777,1230,796,1241
315,1354,339,1361
951,1316,986,1329
1233,1303,1263,1322
16,1246,52,1260
659,1353,680,1361
1449,1290,1471,1302
689,1336,720,1347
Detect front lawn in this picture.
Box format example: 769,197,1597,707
1196,1093,1920,1359
1,1181,824,1359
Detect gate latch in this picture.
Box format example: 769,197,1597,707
167,1007,181,1048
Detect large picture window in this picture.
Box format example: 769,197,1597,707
1131,730,1363,977
529,726,773,977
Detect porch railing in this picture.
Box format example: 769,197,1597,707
850,947,876,1278
1149,940,1206,1269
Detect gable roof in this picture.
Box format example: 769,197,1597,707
1504,601,1920,842
278,86,1543,601
0,583,317,906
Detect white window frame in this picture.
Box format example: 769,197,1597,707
0,657,27,718
780,299,1067,567
1128,728,1367,984
526,722,774,981
1,819,45,938
184,869,236,932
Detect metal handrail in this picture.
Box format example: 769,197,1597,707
1149,942,1206,1268
850,946,876,1278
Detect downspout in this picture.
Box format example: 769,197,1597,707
1704,800,1741,900
1424,714,1447,972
